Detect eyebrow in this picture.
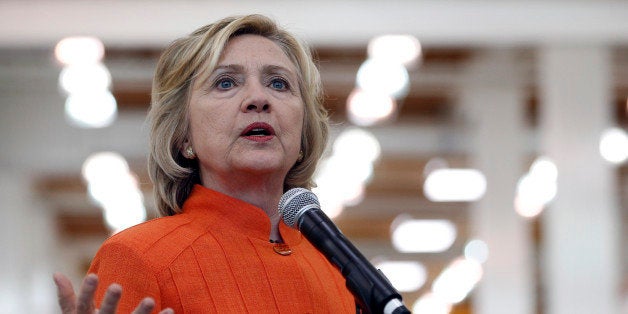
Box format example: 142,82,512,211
211,64,246,75
212,64,296,76
261,64,295,76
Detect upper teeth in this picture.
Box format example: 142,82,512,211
249,128,267,135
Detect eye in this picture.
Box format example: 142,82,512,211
270,78,289,91
215,77,236,90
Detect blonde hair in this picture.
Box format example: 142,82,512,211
147,14,329,216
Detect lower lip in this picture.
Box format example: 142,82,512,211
242,135,274,142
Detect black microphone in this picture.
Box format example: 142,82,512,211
279,188,411,314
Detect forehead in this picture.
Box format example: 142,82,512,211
218,34,297,71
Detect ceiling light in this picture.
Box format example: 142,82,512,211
347,89,396,126
423,168,487,202
599,127,628,164
356,59,410,99
432,257,483,304
374,260,427,292
391,218,457,253
368,34,422,69
55,36,105,65
65,91,117,128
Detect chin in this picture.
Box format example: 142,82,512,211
238,155,287,173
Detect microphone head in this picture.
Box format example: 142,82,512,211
279,188,320,228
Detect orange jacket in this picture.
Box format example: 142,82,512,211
88,185,356,313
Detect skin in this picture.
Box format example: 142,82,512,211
184,34,304,241
53,272,173,314
54,34,306,312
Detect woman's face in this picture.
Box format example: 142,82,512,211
187,34,304,187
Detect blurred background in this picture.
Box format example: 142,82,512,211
0,1,626,313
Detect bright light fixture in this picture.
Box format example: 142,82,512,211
82,152,129,183
412,293,452,314
514,157,558,218
423,168,487,202
432,257,483,304
374,260,427,292
530,157,558,182
347,89,396,126
59,63,112,95
55,36,105,65
312,128,381,217
82,152,147,233
65,91,117,128
314,164,366,216
391,218,457,253
599,127,628,164
368,34,422,68
319,154,374,186
356,59,410,99
464,239,489,264
515,173,555,218
333,127,381,164
82,152,131,205
102,189,147,232
56,36,118,129
311,187,345,219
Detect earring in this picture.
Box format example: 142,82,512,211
185,145,196,159
297,150,304,162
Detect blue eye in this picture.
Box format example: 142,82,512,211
216,78,235,90
270,78,288,90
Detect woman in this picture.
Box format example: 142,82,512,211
55,14,355,313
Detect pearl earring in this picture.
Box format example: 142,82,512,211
297,150,304,162
185,145,196,159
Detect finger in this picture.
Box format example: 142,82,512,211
76,273,98,314
159,308,175,314
131,297,156,314
98,283,122,314
53,272,77,314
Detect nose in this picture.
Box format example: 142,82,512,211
242,82,271,113
245,103,270,112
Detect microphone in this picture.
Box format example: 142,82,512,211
279,188,411,314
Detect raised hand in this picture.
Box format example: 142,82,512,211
53,272,173,314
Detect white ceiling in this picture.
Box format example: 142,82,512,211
1,0,628,49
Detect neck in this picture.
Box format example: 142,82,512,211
200,171,285,240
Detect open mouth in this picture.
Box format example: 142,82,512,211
241,122,275,138
246,128,271,136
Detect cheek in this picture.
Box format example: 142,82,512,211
297,105,306,132
291,107,306,147
192,112,238,153
189,110,218,147
283,103,304,130
188,112,206,142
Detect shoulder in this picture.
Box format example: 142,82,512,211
108,214,192,245
94,213,200,271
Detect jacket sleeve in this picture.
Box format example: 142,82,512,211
88,239,162,313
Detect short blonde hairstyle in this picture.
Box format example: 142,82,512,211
147,14,329,216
